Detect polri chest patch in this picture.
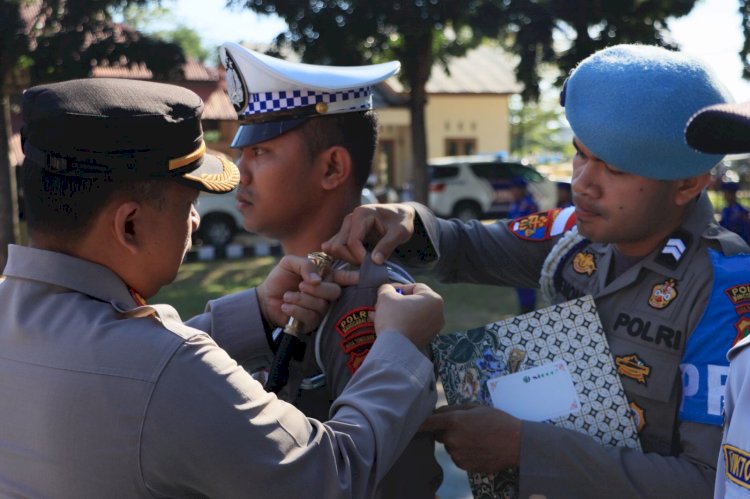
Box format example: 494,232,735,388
726,283,750,347
335,306,377,373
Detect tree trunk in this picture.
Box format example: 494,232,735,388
409,83,429,204
0,92,20,271
403,30,434,205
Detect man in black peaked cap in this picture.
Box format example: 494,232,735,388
0,77,444,498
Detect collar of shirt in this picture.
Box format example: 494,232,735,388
3,244,139,309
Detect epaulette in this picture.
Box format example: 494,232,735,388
703,222,750,256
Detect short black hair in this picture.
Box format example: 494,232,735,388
22,157,167,240
299,110,378,191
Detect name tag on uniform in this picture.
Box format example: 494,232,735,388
487,360,581,422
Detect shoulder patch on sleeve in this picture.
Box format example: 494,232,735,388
706,223,750,256
508,206,576,241
335,306,377,373
723,444,750,490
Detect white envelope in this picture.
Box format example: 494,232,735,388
487,359,581,422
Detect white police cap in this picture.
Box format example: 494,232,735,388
219,42,400,148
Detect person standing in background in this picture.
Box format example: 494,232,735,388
719,181,750,242
556,180,573,208
508,175,538,313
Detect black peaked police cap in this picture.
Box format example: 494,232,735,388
21,78,239,193
686,101,750,155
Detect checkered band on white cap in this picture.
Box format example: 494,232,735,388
243,86,372,117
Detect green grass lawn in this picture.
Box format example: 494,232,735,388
154,255,525,334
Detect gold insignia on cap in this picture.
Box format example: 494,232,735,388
315,102,329,114
169,141,206,171
182,155,239,193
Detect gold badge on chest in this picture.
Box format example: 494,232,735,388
572,251,596,276
648,278,678,309
629,402,646,433
615,354,651,385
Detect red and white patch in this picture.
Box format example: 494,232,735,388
508,206,576,241
335,307,377,373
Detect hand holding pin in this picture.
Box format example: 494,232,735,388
265,251,333,393
282,252,333,335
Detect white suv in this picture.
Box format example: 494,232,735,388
428,155,556,221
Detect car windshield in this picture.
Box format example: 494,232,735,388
469,162,543,183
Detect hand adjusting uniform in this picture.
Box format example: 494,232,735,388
276,255,443,499
402,196,750,498
391,44,744,498
0,76,436,498
0,245,436,498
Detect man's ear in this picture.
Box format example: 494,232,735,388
319,145,352,190
112,201,142,255
674,172,712,207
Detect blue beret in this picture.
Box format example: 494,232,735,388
563,44,732,180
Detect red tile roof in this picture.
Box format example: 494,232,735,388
90,58,235,120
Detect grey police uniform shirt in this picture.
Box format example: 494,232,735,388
716,334,750,498
0,244,437,499
396,193,750,499
272,256,442,499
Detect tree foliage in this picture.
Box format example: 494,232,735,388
229,0,700,204
510,95,572,159
115,3,212,63
741,0,750,79
0,0,186,269
505,0,698,100
229,0,510,203
156,25,211,63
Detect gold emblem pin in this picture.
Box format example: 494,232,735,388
572,251,596,275
615,354,651,384
315,102,329,114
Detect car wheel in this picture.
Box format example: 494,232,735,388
197,213,237,247
451,201,482,222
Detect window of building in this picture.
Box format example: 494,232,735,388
445,138,476,156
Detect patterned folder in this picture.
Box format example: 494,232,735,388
431,295,641,499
